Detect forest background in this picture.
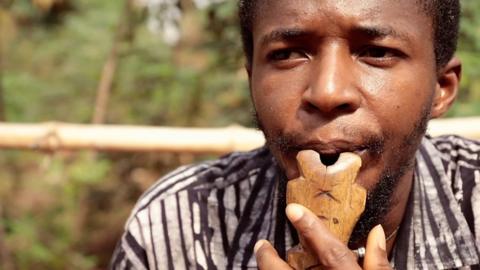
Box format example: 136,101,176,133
0,0,479,269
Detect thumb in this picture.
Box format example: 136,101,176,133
363,225,391,270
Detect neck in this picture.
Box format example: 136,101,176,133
381,168,414,254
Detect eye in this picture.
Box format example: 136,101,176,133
268,49,302,60
266,49,308,68
359,46,397,58
358,46,404,67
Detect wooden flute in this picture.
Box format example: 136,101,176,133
286,150,367,270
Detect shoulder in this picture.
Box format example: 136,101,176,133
110,146,275,269
428,135,480,168
423,135,480,236
423,134,480,191
127,146,275,234
131,146,273,213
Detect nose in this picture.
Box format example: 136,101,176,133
302,44,361,115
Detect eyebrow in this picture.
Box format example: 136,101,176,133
259,25,412,47
351,25,412,43
260,28,311,47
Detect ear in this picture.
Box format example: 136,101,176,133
430,57,461,119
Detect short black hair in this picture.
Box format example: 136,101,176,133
238,0,460,68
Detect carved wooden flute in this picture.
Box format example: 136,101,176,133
286,150,367,270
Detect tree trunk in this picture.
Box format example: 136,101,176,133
0,38,6,122
0,6,9,121
92,0,135,124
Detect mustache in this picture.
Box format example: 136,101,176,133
264,129,386,157
254,111,386,156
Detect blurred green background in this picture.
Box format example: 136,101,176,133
0,0,479,269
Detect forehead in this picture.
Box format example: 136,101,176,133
252,0,433,45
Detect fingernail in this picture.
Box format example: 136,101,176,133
286,204,304,222
376,225,386,251
254,240,266,254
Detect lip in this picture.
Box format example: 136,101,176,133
295,140,368,153
289,139,371,167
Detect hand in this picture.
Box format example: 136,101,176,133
254,204,392,269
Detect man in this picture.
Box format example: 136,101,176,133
111,0,480,269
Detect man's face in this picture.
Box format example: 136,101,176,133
249,0,441,240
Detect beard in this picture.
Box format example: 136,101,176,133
254,103,432,246
349,104,431,245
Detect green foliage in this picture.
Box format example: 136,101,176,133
448,1,480,117
69,156,111,185
5,1,120,123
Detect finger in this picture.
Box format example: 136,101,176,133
286,204,360,269
254,240,293,270
363,225,392,270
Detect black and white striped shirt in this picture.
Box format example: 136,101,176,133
111,135,480,270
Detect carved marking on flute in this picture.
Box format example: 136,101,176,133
314,189,339,203
316,215,328,221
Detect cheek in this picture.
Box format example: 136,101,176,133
359,68,435,136
251,68,308,130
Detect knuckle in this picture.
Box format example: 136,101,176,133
318,245,352,267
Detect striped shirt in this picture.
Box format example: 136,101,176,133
110,135,480,270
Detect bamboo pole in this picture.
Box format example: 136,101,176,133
0,117,478,154
427,117,480,139
0,122,265,154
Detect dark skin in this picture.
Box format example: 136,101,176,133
247,0,460,268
